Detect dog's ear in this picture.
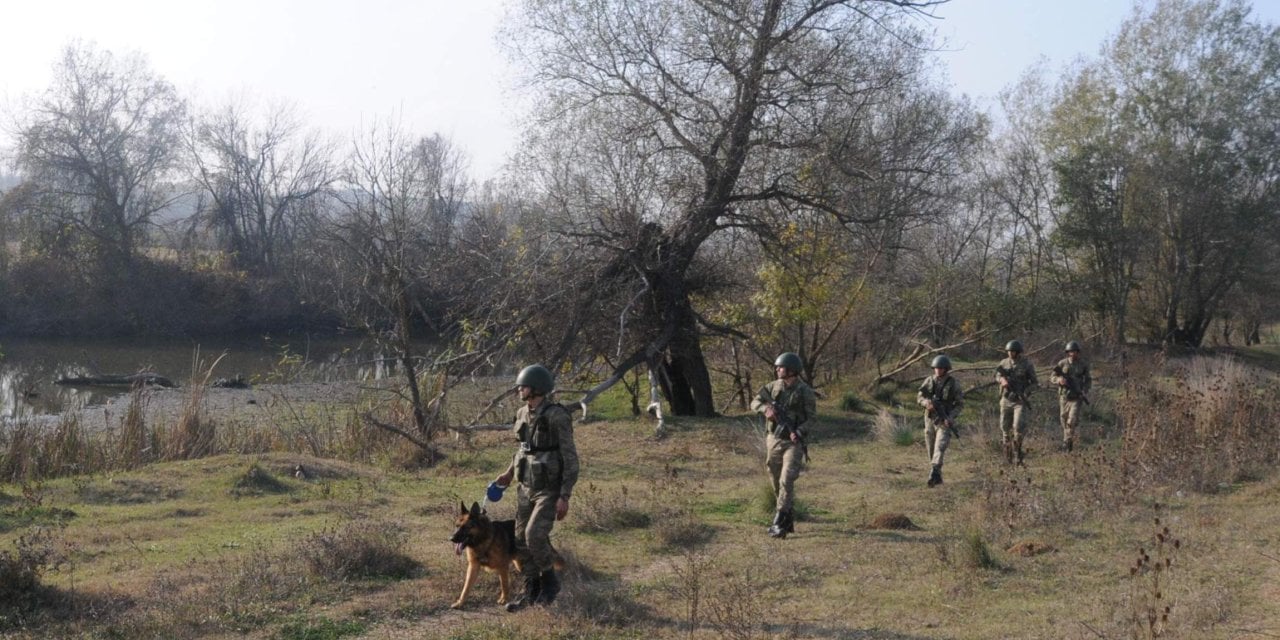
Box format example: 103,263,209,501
469,501,481,517
459,500,468,515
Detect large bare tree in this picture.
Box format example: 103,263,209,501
9,42,186,270
188,99,337,276
506,0,954,415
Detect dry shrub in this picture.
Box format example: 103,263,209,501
298,520,421,581
0,421,38,482
955,529,999,570
669,547,792,640
1117,356,1280,493
1125,507,1181,639
0,526,70,611
117,384,150,469
573,483,651,533
229,462,292,497
874,409,916,446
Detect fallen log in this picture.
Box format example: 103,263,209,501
55,372,177,388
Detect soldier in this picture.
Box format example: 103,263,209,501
995,340,1037,465
917,354,963,487
493,364,580,611
751,352,817,539
1050,341,1092,452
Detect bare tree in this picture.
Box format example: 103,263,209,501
505,0,955,416
9,42,186,270
188,98,337,275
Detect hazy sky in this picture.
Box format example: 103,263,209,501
2,0,1278,180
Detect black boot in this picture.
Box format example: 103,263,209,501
505,571,542,612
1065,439,1074,453
535,568,560,606
783,510,795,534
768,510,788,538
927,464,943,487
1003,442,1014,464
1015,441,1026,466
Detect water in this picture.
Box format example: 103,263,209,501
0,334,407,419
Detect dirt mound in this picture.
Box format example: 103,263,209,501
867,513,921,530
1007,540,1057,557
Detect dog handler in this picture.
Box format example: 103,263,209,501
494,364,579,611
751,352,817,539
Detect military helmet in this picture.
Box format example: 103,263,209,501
1005,340,1024,353
1065,340,1082,353
930,355,952,370
515,364,555,395
774,352,804,372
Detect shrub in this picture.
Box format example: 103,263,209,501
230,463,292,497
299,520,420,580
0,526,69,609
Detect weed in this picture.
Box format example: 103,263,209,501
0,526,71,611
1127,505,1181,639
956,529,998,570
298,520,420,580
574,483,652,533
839,392,867,413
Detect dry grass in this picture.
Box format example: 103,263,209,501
1,350,1279,639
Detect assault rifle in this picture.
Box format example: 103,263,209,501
995,365,1033,408
1052,365,1090,405
927,392,961,439
770,401,811,463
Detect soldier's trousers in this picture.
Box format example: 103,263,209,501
924,419,953,467
514,484,559,573
1059,397,1083,444
999,398,1029,446
766,434,803,513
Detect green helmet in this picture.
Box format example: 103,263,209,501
515,364,554,396
774,352,804,372
1005,340,1024,353
930,355,952,370
1065,340,1082,353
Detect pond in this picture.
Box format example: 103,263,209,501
0,334,409,419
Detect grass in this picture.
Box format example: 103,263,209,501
1,350,1279,638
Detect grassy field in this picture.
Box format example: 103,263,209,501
3,354,1280,639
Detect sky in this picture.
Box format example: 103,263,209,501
2,0,1278,181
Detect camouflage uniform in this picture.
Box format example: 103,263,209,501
1050,356,1091,449
995,356,1037,462
510,400,579,575
917,373,963,474
751,378,816,517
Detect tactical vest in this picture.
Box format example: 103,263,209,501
515,402,567,491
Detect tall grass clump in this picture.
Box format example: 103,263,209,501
874,409,916,446
298,520,420,580
1116,355,1280,492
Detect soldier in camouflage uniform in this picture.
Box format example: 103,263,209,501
494,364,579,611
917,354,963,487
751,352,817,539
1050,341,1092,452
995,340,1037,465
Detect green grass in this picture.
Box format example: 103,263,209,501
2,366,1279,639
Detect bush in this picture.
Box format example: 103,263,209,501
299,520,420,580
0,527,69,609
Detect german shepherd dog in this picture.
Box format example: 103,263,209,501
450,501,520,609
449,501,566,609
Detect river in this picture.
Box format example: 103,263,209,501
0,334,407,419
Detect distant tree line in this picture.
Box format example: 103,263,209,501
1,0,1277,426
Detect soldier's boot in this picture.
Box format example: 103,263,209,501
927,464,943,487
767,510,788,539
504,571,542,613
1066,438,1074,453
534,569,560,606
1015,440,1026,466
1003,442,1014,464
783,510,795,534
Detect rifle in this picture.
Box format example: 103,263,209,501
770,401,811,463
995,365,1033,408
1052,365,1091,405
927,391,961,439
